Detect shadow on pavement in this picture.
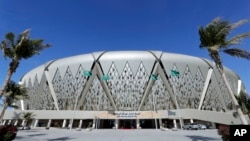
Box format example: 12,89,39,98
186,135,221,141
28,133,47,137
15,132,47,140
19,130,39,132
48,137,75,141
14,136,25,140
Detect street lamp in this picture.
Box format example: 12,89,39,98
170,70,183,130
96,94,102,129
70,92,80,130
151,74,158,130
152,90,158,130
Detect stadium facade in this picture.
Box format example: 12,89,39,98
2,51,250,129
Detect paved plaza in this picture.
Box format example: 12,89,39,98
15,128,222,141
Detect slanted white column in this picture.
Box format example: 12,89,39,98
198,68,213,110
78,120,82,128
21,120,26,126
34,119,39,127
47,119,52,128
3,120,6,125
44,70,59,110
8,120,11,125
62,119,67,128
14,120,18,126
190,119,194,123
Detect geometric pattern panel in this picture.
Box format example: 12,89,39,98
32,76,40,110
142,75,174,111
201,83,224,111
52,67,73,110
215,72,234,110
190,67,205,109
169,65,205,109
24,78,32,110
106,62,149,111
52,65,88,110
81,76,113,111
40,83,55,110
24,73,55,110
52,68,65,109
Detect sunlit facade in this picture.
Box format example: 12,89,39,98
3,51,249,129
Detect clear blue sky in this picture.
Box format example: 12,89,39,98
0,0,250,95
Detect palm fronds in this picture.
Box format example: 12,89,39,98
198,17,250,70
223,48,250,59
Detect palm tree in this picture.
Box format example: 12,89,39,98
0,81,28,121
0,29,51,100
22,112,36,127
198,17,250,125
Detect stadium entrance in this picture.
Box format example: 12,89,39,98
96,111,160,129
119,119,136,129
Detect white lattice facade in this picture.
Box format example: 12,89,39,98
18,51,244,112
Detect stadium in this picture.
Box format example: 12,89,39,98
2,51,250,129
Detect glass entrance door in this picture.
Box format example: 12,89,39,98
119,119,136,129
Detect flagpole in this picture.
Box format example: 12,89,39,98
170,70,183,130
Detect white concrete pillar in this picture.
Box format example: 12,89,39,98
34,119,39,127
21,120,26,126
92,119,95,128
93,118,96,129
8,120,11,125
14,120,18,126
179,118,184,129
95,118,100,129
68,120,72,129
2,120,6,125
159,118,162,127
78,120,82,128
62,119,67,128
190,119,194,123
136,119,140,129
173,119,177,128
47,119,52,128
115,119,118,129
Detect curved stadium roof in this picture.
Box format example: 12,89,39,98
20,51,242,113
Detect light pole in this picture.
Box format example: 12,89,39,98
152,91,158,130
150,74,158,130
170,70,183,130
96,94,102,129
173,87,183,130
70,90,80,130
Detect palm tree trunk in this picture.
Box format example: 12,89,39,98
0,60,19,100
0,99,9,121
221,72,249,125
